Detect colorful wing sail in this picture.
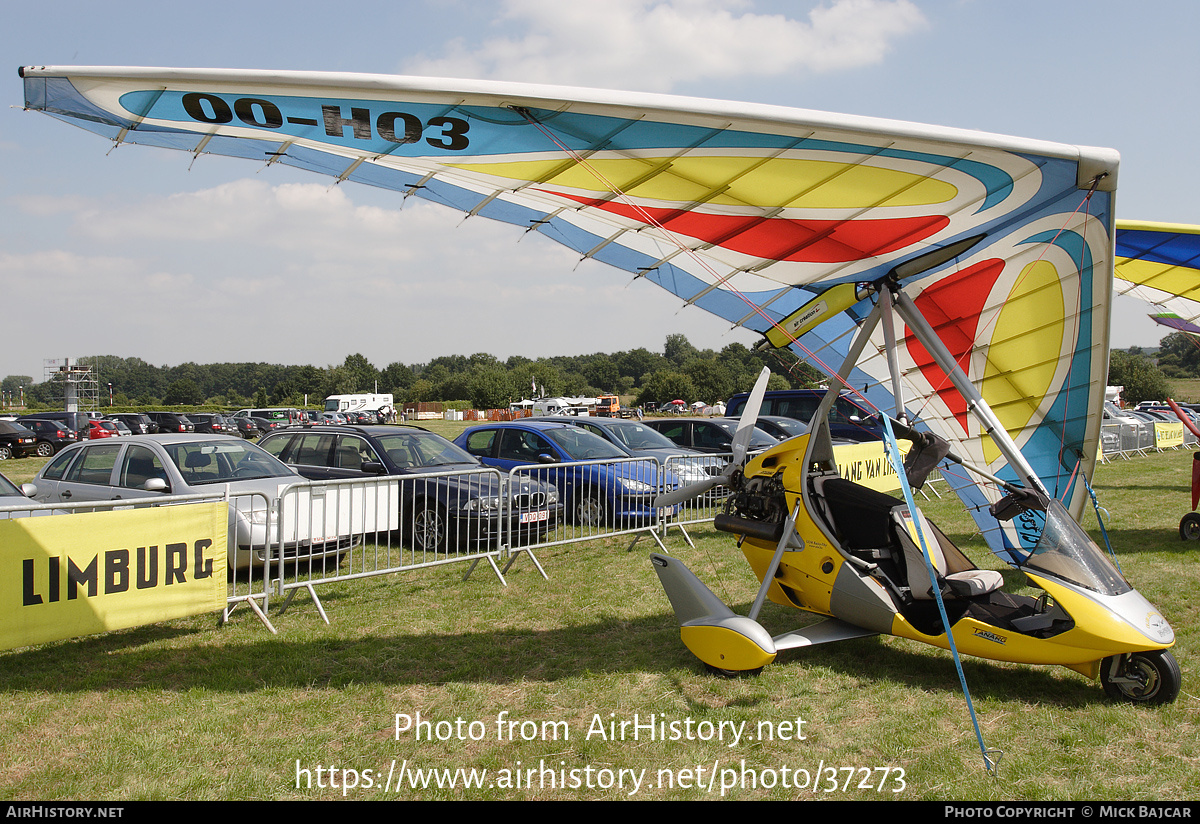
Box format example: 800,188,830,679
19,66,1120,561
1115,220,1200,332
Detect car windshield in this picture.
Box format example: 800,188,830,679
0,472,20,496
1020,499,1132,596
163,440,294,485
710,419,778,448
601,421,681,450
763,417,805,436
543,426,629,460
374,431,477,469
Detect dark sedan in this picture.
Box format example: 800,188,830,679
0,421,39,460
13,418,76,456
258,425,561,551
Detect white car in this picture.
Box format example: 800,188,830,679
25,434,354,570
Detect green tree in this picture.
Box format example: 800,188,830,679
1108,350,1171,405
637,370,697,406
164,378,202,406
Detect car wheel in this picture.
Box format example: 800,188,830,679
35,441,55,458
0,445,11,461
412,502,449,552
573,486,608,527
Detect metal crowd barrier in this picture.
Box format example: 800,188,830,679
1100,419,1195,463
661,452,732,543
272,469,522,620
504,455,675,562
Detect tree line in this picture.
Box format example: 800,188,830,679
1,334,823,412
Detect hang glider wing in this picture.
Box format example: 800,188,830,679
1115,220,1200,334
19,66,1120,561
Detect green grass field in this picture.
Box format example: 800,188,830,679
0,440,1196,800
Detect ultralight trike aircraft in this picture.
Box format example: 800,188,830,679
653,282,1180,705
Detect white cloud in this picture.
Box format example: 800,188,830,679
403,0,926,91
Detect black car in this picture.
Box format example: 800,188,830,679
14,417,77,456
0,420,39,460
226,416,259,439
641,417,779,454
145,411,195,434
257,424,561,550
187,413,234,435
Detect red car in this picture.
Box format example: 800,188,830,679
87,420,120,439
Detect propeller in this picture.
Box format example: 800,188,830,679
655,367,770,508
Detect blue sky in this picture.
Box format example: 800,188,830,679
2,0,1197,382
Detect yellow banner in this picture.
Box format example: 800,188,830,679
0,503,227,651
1154,421,1184,450
833,440,908,492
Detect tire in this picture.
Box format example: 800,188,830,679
1180,512,1200,541
35,441,55,458
704,663,764,679
1100,650,1181,705
0,445,11,461
412,503,450,552
573,486,608,527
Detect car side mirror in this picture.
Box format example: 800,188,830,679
143,478,170,493
536,453,559,464
20,483,37,498
361,461,387,475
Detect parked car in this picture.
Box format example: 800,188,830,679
258,424,561,550
87,420,121,439
225,416,260,439
108,412,157,435
24,434,352,571
524,415,718,485
730,414,809,441
145,411,196,434
0,421,39,460
19,411,91,440
106,418,133,436
250,416,283,436
725,389,884,442
187,413,233,435
453,421,680,526
15,418,76,457
641,417,779,455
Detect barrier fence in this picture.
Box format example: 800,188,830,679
1100,420,1192,462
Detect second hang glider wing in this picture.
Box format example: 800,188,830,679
20,66,1119,559
1115,220,1200,335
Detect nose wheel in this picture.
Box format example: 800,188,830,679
1100,650,1181,705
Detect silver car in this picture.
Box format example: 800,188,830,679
25,434,354,571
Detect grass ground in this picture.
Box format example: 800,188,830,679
0,439,1196,800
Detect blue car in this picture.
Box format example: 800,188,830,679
454,421,680,527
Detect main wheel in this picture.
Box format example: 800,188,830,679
35,441,55,458
1100,650,1181,705
0,445,11,461
412,503,449,552
1180,512,1200,541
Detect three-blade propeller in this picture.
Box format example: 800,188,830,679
655,367,771,509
